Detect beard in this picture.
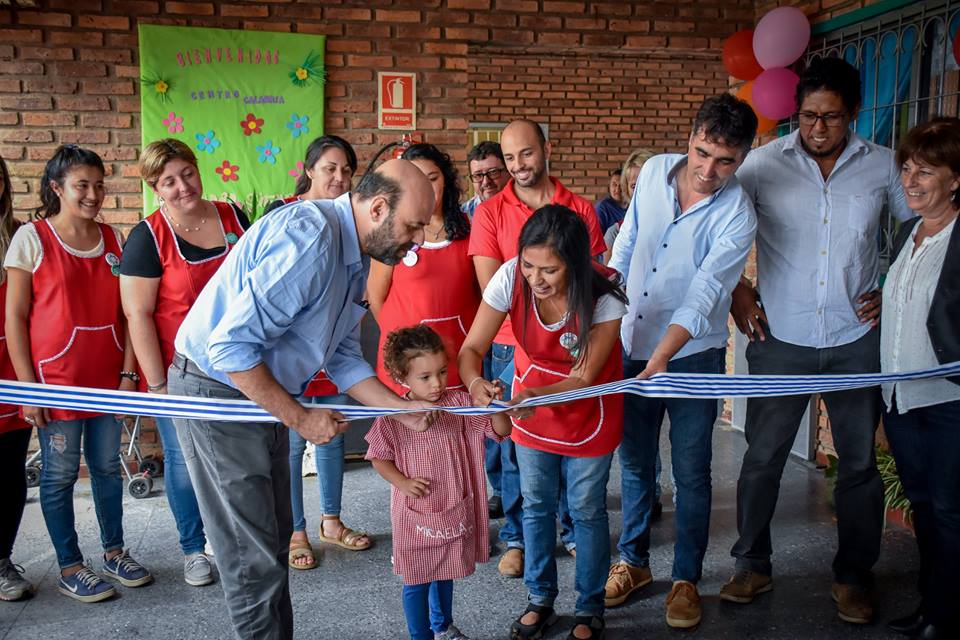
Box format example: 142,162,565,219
363,211,408,265
512,163,546,188
800,134,848,159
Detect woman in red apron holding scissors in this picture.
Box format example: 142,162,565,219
459,205,628,640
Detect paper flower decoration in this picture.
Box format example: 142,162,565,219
257,140,280,165
241,113,264,136
286,114,309,138
216,160,240,182
289,50,324,87
141,73,172,103
195,130,221,154
162,111,183,134
289,160,304,179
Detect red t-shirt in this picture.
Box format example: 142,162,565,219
468,177,606,345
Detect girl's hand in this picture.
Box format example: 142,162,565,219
22,405,50,428
399,476,431,498
468,377,502,407
506,389,537,420
118,378,137,393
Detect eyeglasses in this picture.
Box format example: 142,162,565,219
470,167,505,183
797,111,848,128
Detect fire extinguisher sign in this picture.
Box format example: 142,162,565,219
378,71,416,130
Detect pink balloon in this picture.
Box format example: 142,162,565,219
753,6,811,69
752,68,800,120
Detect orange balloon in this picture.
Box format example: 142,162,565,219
736,81,778,135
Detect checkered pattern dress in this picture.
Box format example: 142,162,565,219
366,390,503,586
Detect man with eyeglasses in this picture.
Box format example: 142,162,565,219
461,141,510,217
721,57,913,624
469,119,606,579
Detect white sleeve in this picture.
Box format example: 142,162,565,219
3,225,42,273
111,225,125,246
594,291,628,324
481,258,517,313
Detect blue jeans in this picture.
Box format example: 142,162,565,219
38,415,124,569
289,395,348,531
154,416,206,555
515,443,613,617
618,348,725,583
483,343,524,548
402,579,453,640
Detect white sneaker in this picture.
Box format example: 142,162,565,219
0,558,32,601
184,553,214,587
435,624,469,640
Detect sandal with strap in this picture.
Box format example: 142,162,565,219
567,615,605,640
288,539,317,570
317,515,372,551
510,604,558,640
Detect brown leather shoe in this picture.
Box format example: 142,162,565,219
666,581,701,629
604,562,652,607
831,583,873,624
719,570,773,604
497,548,524,578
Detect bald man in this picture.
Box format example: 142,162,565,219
170,160,436,640
469,119,607,577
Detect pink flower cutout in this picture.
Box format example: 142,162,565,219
162,111,184,134
288,160,304,179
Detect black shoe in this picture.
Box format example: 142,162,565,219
651,500,663,522
488,494,504,519
510,604,557,640
888,609,925,635
915,622,955,640
567,615,605,639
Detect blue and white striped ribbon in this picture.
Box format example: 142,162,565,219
4,360,959,423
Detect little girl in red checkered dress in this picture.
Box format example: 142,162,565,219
366,325,511,640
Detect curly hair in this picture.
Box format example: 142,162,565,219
400,143,470,241
382,324,446,383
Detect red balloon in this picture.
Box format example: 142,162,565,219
735,81,778,135
723,29,763,81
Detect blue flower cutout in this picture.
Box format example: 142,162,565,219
286,113,309,139
257,140,281,165
195,130,221,154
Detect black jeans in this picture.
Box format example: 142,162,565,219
884,396,960,630
732,328,883,586
0,427,32,559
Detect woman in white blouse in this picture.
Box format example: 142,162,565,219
882,117,960,640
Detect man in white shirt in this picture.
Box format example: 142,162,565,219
721,57,913,625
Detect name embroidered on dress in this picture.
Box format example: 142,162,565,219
415,522,472,540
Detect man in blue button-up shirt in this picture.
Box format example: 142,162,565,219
168,160,435,640
720,58,912,624
605,94,758,629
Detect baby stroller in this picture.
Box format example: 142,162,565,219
24,415,164,499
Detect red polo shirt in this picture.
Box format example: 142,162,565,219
469,177,606,346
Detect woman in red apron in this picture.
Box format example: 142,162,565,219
367,143,480,396
459,205,628,640
0,154,33,602
5,146,151,603
366,325,511,640
119,139,248,587
265,135,372,569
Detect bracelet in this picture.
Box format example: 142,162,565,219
467,377,485,393
146,379,167,392
120,371,141,383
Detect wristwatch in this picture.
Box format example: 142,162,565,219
120,371,141,383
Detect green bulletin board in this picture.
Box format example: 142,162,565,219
138,25,325,218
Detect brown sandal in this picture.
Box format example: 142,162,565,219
317,515,372,551
288,538,317,570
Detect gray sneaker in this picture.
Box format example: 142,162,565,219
184,553,214,587
0,558,32,601
434,624,469,640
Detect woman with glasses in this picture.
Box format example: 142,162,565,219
367,143,480,396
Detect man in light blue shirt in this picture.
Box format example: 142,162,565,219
168,160,435,640
720,58,912,624
605,93,758,629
